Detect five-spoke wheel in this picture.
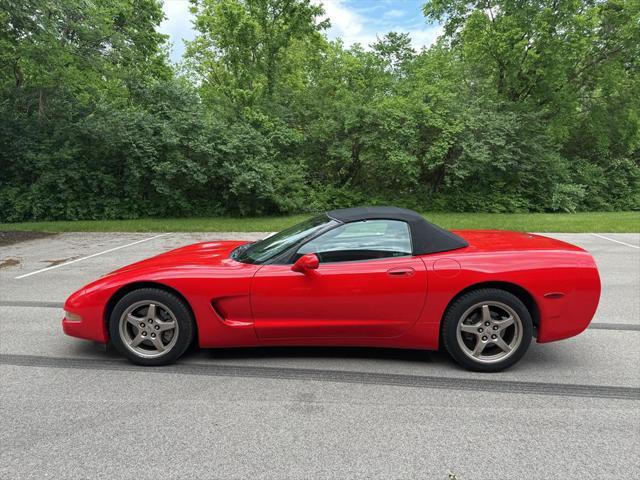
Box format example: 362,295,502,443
456,301,523,363
109,288,194,366
119,300,180,358
442,288,533,372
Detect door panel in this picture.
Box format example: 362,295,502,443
251,257,427,339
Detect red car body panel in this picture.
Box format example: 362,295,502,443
63,230,601,351
252,256,428,339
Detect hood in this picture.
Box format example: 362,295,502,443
451,230,585,253
105,240,249,277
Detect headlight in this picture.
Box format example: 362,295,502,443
64,311,82,322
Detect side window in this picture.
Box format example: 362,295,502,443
296,220,412,263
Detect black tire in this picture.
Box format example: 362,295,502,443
442,288,533,372
108,288,195,366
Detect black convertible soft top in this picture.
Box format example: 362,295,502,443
327,206,468,255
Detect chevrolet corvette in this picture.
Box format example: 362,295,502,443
63,207,601,372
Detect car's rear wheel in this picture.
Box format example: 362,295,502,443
109,288,194,366
442,288,533,372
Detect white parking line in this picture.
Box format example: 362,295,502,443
15,233,171,279
590,233,640,249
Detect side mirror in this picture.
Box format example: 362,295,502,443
291,253,319,273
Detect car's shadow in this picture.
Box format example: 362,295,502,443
70,338,449,365
191,344,448,365
74,337,558,373
184,342,560,373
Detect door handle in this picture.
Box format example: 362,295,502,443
387,267,414,277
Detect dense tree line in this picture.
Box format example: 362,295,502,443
1,0,638,222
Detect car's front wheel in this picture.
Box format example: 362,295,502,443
109,288,194,366
442,288,533,372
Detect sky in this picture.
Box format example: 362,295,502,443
159,0,442,62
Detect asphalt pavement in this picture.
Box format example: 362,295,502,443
1,231,638,479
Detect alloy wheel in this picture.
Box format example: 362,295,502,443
455,301,523,364
118,300,179,358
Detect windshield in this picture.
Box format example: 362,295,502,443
234,215,337,264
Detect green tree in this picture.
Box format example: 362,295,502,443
421,0,640,210
1,0,638,222
186,0,328,109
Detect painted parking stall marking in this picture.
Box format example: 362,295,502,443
591,233,639,249
14,233,171,279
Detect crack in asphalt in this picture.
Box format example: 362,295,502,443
1,300,638,331
1,354,638,401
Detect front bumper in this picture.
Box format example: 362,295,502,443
62,288,109,343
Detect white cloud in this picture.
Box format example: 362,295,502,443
159,0,442,61
318,0,441,50
318,0,371,46
384,9,405,18
404,25,444,50
159,0,196,62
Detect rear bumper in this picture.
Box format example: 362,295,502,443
537,256,601,343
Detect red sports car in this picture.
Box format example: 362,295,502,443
63,207,601,372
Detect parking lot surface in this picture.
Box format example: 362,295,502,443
1,231,639,479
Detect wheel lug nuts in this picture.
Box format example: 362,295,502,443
482,336,488,341
478,328,483,333
491,334,497,339
151,333,156,338
139,323,145,328
141,332,147,336
155,325,160,330
484,322,490,326
493,326,498,330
